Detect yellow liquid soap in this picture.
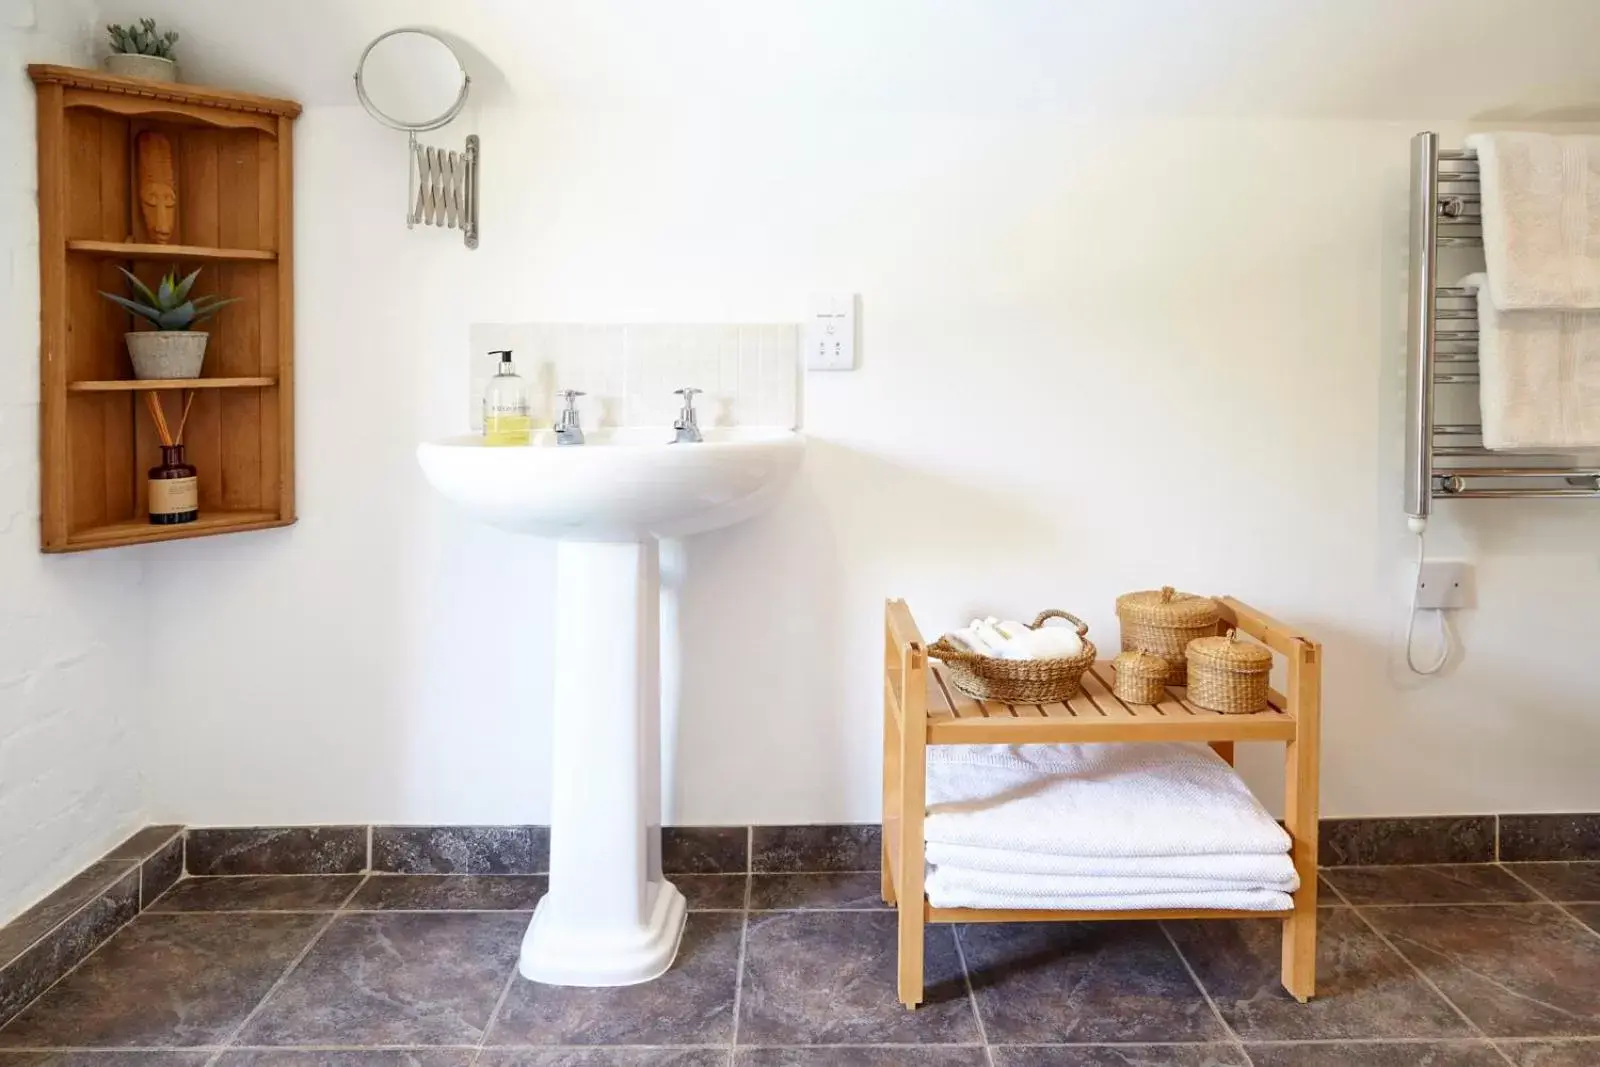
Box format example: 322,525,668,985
483,413,532,446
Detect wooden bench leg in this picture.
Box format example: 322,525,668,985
897,651,927,1009
881,696,898,906
1281,641,1320,1002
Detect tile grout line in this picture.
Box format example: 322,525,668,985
0,868,144,1035
728,877,752,1058
1336,887,1517,1067
1498,863,1600,947
949,925,996,1067
470,953,523,1065
206,909,344,1065
1157,921,1254,1067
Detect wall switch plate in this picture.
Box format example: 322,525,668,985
1417,560,1473,609
806,293,857,371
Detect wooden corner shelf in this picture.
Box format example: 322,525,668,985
29,66,299,553
68,239,276,262
68,377,276,392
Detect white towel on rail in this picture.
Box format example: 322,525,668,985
1466,132,1600,310
925,841,1299,885
925,865,1300,901
924,881,1293,912
1464,272,1600,450
923,743,1291,858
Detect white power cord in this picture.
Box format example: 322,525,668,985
1405,517,1451,675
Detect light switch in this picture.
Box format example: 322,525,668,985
806,293,857,371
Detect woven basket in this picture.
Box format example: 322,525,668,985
927,610,1097,703
1115,586,1220,684
1111,650,1170,705
1185,629,1272,714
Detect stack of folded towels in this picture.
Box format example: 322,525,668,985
946,617,1084,660
924,741,1296,912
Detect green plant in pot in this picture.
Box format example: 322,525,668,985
104,18,181,83
100,267,238,380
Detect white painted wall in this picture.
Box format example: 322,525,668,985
0,0,147,926
63,0,1600,831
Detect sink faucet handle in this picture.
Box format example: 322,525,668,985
674,387,701,398
558,389,586,405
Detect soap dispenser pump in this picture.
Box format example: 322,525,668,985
482,349,531,446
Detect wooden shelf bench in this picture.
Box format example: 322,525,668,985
882,596,1321,1008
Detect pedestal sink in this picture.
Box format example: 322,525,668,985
416,427,803,986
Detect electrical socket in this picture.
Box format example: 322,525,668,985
1417,560,1473,609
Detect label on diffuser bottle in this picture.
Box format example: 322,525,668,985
149,476,198,515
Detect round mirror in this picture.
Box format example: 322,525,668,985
355,29,469,132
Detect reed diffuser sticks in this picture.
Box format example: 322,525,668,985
143,389,195,447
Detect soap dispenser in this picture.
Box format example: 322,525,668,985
482,349,531,446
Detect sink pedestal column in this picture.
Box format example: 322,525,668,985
518,538,687,987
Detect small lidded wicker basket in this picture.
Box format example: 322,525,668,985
927,610,1097,704
1111,650,1170,705
1185,629,1273,714
1115,586,1220,684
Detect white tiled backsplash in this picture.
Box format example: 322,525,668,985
466,323,801,432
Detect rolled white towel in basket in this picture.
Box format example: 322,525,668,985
925,742,1292,859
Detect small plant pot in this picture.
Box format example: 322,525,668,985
126,331,207,380
104,54,179,83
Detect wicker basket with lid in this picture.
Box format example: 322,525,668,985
1185,629,1273,714
1111,650,1170,705
1115,586,1220,684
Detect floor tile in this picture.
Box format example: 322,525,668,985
1500,815,1600,863
752,825,880,873
348,875,546,911
676,874,748,910
749,872,888,910
1367,904,1600,1037
1165,908,1470,1041
239,911,522,1047
216,1055,473,1067
0,862,135,966
0,1056,210,1066
479,1053,727,1067
1245,1042,1506,1066
1565,904,1600,933
960,922,1224,1044
1496,1039,1600,1066
147,876,362,912
737,910,978,1045
0,868,139,1028
371,826,548,875
1320,817,1496,867
1506,863,1600,902
487,912,741,1046
1322,865,1538,905
738,1050,990,1066
990,1048,1248,1067
663,827,748,874
186,827,367,876
0,913,321,1048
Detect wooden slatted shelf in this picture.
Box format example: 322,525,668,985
29,65,299,552
67,239,276,262
66,509,288,550
68,377,276,392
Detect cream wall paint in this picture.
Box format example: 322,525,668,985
140,104,1600,828
0,0,147,926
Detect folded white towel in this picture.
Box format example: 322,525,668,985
926,865,1300,901
926,841,1299,885
1467,132,1600,310
1464,272,1600,450
925,743,1291,858
924,881,1293,912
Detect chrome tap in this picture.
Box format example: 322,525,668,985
672,387,703,443
554,390,586,445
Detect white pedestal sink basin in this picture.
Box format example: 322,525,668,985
416,427,803,986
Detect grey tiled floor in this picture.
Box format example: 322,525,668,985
2,865,1600,1065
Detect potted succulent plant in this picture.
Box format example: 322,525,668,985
100,267,238,380
104,19,181,83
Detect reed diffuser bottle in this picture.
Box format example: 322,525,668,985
148,443,197,524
